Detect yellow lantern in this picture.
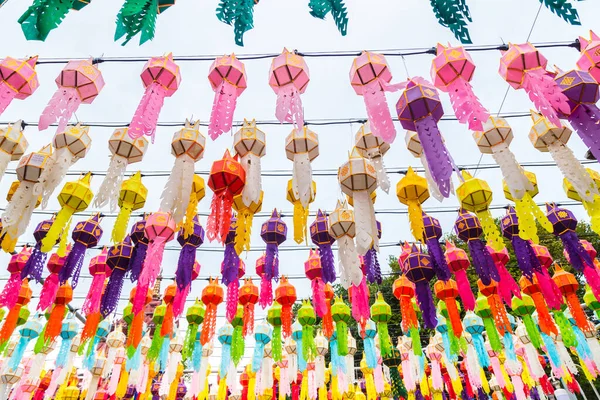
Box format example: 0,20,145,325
183,174,206,238
112,171,147,243
63,386,80,400
564,168,600,235
41,172,94,252
396,166,429,242
456,170,503,251
286,179,316,244
232,190,263,254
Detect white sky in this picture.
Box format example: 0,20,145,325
0,0,599,377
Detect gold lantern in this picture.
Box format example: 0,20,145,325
112,171,147,243
396,166,429,242
234,119,266,207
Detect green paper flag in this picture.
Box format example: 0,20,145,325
216,0,257,46
537,0,581,25
115,0,172,45
19,0,91,41
429,0,472,44
308,0,348,36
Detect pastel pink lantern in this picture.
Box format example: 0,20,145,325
208,54,247,140
431,44,489,131
269,49,310,129
577,31,600,83
128,54,181,143
498,43,570,127
0,56,39,116
38,58,104,133
350,51,406,143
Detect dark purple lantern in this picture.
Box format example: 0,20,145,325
261,209,287,280
100,235,133,317
176,380,187,399
404,244,437,329
454,208,499,285
123,386,137,399
222,216,241,323
176,214,204,292
21,215,55,282
363,220,383,284
554,68,600,161
60,213,103,288
310,209,336,284
129,215,149,282
422,212,451,281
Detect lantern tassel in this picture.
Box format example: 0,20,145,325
447,78,489,131
21,243,47,283
134,235,168,312
241,153,261,207
38,87,82,132
36,149,76,209
548,141,598,202
112,203,133,244
293,202,309,244
2,181,37,239
40,207,73,253
522,69,570,128
318,244,336,284
37,272,59,311
201,304,217,345
415,281,437,329
0,273,22,309
293,152,313,209
160,155,194,225
371,155,390,194
407,200,424,242
425,237,450,281
234,208,254,254
82,271,106,315
226,280,240,323
0,304,21,348
175,244,195,292
475,210,504,252
350,277,370,324
94,155,128,211
494,255,521,305
209,80,239,140
454,268,475,311
259,275,272,308
491,142,533,200
58,241,86,288
128,82,168,143
353,190,378,255
129,241,147,283
362,80,397,143
337,236,363,289
535,268,563,310
467,239,497,285
0,83,18,116
126,311,144,355
81,311,101,345
242,303,255,336
311,278,327,317
100,267,127,317
207,191,235,244
275,84,304,129
173,283,190,318
45,304,66,342
569,104,600,162
414,116,453,198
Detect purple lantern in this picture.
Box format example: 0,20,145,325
100,235,133,317
175,214,204,318
554,68,600,161
422,212,451,281
221,217,241,322
546,203,600,298
261,209,287,280
59,213,103,288
403,244,437,329
363,220,383,284
129,215,149,282
396,78,456,198
309,209,336,284
454,209,499,285
20,216,55,282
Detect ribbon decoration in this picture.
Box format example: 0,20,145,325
216,0,259,46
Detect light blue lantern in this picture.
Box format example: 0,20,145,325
463,311,488,368
292,320,305,372
252,322,272,372
8,318,42,371
84,319,110,371
218,324,233,378
363,319,378,369
55,318,78,368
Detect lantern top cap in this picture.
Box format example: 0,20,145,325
579,31,600,51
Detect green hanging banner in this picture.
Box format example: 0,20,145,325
308,0,348,36
19,0,91,41
538,0,581,25
216,0,258,46
429,0,472,44
114,0,174,45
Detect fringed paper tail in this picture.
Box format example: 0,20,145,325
293,202,309,244
37,150,75,209
176,245,195,292
311,279,327,318
407,200,424,242
362,80,397,143
0,151,11,186
81,311,101,345
353,190,378,255
492,142,532,201
161,155,194,224
2,181,36,233
0,83,18,116
137,235,167,300
548,141,598,202
475,210,504,253
208,81,238,140
318,244,336,284
259,276,272,309
495,259,521,305
234,208,253,255
38,87,82,132
276,84,304,128
467,239,494,285
293,152,313,208
337,236,363,289
569,104,600,162
415,281,437,329
454,268,475,311
112,204,132,244
241,153,261,207
173,283,190,318
531,292,558,336
522,69,570,128
100,267,127,317
44,304,66,342
128,82,168,143
58,241,86,288
81,272,105,315
94,155,128,211
0,273,22,309
200,304,217,345
349,277,370,323
534,268,563,310
414,117,453,198
207,192,234,244
426,238,451,281
420,154,444,202
37,273,59,311
264,243,278,280
447,79,489,131
129,241,147,283
226,280,240,323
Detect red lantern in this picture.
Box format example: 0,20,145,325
444,241,476,311
256,253,272,309
304,249,328,319
201,278,224,345
0,246,31,309
392,275,420,346
239,278,259,336
37,246,70,312
275,276,296,338
207,150,246,244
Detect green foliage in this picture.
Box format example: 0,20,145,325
537,0,581,25
19,0,78,41
429,0,472,44
308,0,348,36
216,0,256,46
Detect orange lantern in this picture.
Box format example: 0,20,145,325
477,279,511,337
433,279,462,338
274,277,296,338
160,283,177,337
392,275,420,351
553,265,592,333
239,278,259,336
322,284,335,338
201,278,224,345
519,275,557,337
44,283,73,342
0,279,31,348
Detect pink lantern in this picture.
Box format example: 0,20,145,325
577,31,600,83
39,58,104,133
128,54,181,143
499,43,570,127
208,54,247,140
0,56,39,116
269,49,310,128
431,44,489,131
350,51,406,143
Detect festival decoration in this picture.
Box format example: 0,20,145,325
422,212,451,281
444,241,475,311
434,279,462,338
552,265,592,334
175,218,203,317
0,247,31,309
18,0,92,41
519,274,558,337
79,247,108,341
20,216,54,283
297,301,316,365
238,278,259,337
382,347,407,399
308,0,348,35
274,276,296,340
41,283,72,343
431,43,488,131
222,220,243,323
304,249,328,321
8,318,41,372
512,294,541,349
207,54,246,139
499,43,570,126
329,200,363,288
563,168,600,234
114,0,175,45
404,132,444,202
370,292,392,358
233,118,265,209
37,248,69,312
403,244,437,329
111,171,147,244
354,122,391,194
486,245,520,306
286,178,316,244
0,279,31,350
463,312,489,368
397,77,455,198
577,31,600,82
396,166,428,242
267,301,283,362
100,236,133,317
310,210,336,284
331,296,351,356
0,121,27,183
474,292,502,352
393,274,421,353
477,279,514,356
261,209,287,284
200,278,224,345
215,0,259,46
0,56,38,116
207,149,246,243
268,49,309,128
182,299,204,363
127,215,148,283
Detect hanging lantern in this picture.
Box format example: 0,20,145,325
233,192,263,258
499,43,570,126
94,129,149,211
563,168,600,235
43,283,73,342
81,247,109,325
553,265,593,333
474,292,502,353
519,275,558,337
297,301,317,363
111,171,147,244
486,245,520,306
433,279,462,338
200,278,224,345
0,120,28,184
500,206,563,309
392,275,421,353
37,248,69,312
0,57,38,116
0,278,31,350
382,347,407,399
101,236,133,317
354,121,391,193
8,318,42,372
233,119,265,209
370,292,392,358
252,322,272,372
397,78,456,198
477,280,514,355
128,215,148,283
175,215,204,316
267,301,283,362
275,276,296,339
256,254,272,308
304,249,328,320
222,219,243,323
396,166,428,243
321,284,335,339
511,294,541,349
183,299,205,363
160,120,206,224
21,216,54,283
239,278,259,336
207,149,246,244
286,179,316,244
444,241,475,311
0,247,31,309
207,54,247,140
114,0,175,44
420,212,451,281
577,31,600,82
38,59,104,133
331,296,351,356
403,244,437,329
218,323,234,379
431,44,489,131
338,147,378,255
1,144,53,250
309,210,336,284
329,200,363,289
127,54,180,141
463,312,489,368
350,51,407,143
269,49,309,128
261,209,287,284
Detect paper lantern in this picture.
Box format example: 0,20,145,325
563,168,600,235
304,249,328,320
421,211,451,282
269,49,309,128
370,292,392,358
485,245,520,306
286,126,319,226
350,51,406,142
94,128,149,211
1,144,53,250
444,241,475,311
397,78,455,198
403,244,437,329
499,43,570,126
329,200,363,288
160,120,206,224
519,275,558,337
382,347,406,399
0,279,31,349
232,117,265,207
309,210,336,284
8,318,41,371
275,276,296,338
201,278,224,345
396,166,429,243
512,294,541,349
0,121,28,185
251,322,272,373
128,215,148,283
256,254,272,309
239,278,259,336
267,301,283,362
392,275,420,352
81,247,110,316
20,216,54,283
127,54,180,141
431,43,489,131
40,173,95,254
0,367,23,399
100,236,133,317
477,279,514,351
331,295,352,358
207,149,246,244
37,248,69,312
38,59,104,133
43,283,73,342
261,209,287,283
463,312,489,368
175,215,204,317
114,0,175,45
222,218,243,323
0,246,31,309
233,189,263,257
182,299,205,363
433,279,462,338
112,171,147,244
577,31,600,83
553,266,592,335
338,147,378,255
207,55,247,140
0,57,38,116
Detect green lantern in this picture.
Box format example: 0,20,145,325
370,292,392,357
231,305,245,365
331,296,351,356
475,293,501,352
148,303,166,362
382,346,407,399
511,294,541,349
17,306,30,327
267,301,283,362
297,300,317,362
584,285,600,318
183,300,205,363
123,304,133,327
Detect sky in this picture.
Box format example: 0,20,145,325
0,0,599,379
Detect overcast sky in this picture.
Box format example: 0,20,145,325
0,0,599,377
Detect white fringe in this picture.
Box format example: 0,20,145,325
35,148,77,209
160,155,195,224
242,153,262,207
94,155,128,211
353,190,378,255
492,142,533,200
548,141,599,202
0,151,11,186
293,152,313,208
337,235,363,289
372,156,390,194
420,154,444,202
